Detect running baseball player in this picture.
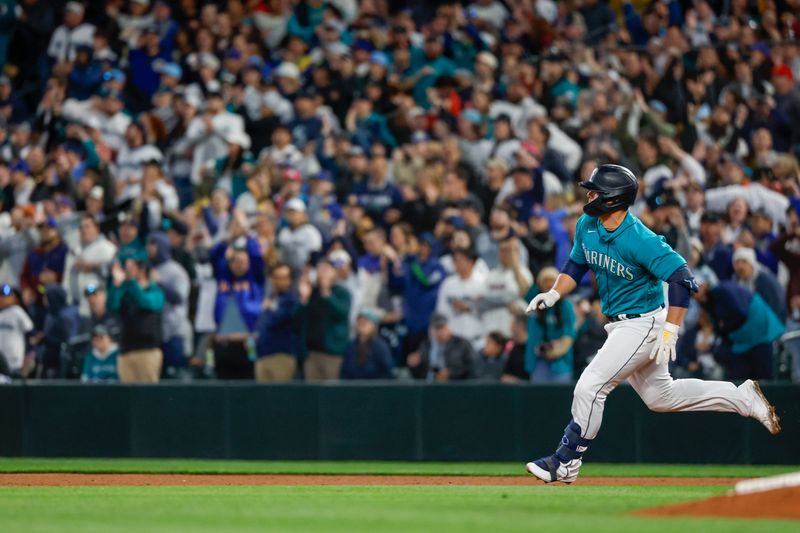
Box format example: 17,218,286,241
524,164,781,484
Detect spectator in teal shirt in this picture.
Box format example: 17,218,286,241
80,325,119,383
524,267,576,383
408,36,456,108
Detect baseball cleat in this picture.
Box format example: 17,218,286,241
525,455,582,484
741,380,781,435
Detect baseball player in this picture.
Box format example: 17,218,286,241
524,164,781,484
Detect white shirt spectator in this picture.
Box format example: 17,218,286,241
64,236,118,316
277,222,323,273
0,304,33,373
481,265,532,336
115,144,164,203
468,1,509,30
47,22,95,63
436,268,487,348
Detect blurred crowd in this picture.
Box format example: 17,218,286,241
0,0,799,384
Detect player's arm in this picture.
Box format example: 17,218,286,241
650,264,699,365
525,259,586,314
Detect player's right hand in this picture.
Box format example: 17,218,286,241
526,289,560,314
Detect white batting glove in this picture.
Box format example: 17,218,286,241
526,289,560,314
649,322,680,365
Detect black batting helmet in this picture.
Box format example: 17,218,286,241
579,164,638,217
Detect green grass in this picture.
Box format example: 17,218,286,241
1,460,798,532
0,458,797,478
0,485,797,533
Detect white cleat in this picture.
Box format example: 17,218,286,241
740,380,781,435
525,457,582,484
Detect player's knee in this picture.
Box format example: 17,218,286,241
573,374,597,403
640,387,673,413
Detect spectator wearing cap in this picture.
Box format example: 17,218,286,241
66,44,103,101
76,282,121,352
406,312,478,381
0,284,33,377
64,215,117,316
340,308,393,380
254,263,300,382
772,63,800,146
277,198,322,275
80,324,119,383
505,165,545,225
646,191,692,261
524,267,576,384
20,216,69,317
37,283,79,378
699,212,733,281
116,212,146,265
47,1,95,66
298,258,352,381
107,256,164,383
6,159,34,207
147,231,191,378
481,236,532,337
435,247,486,349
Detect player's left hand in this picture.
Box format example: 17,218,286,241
649,322,680,365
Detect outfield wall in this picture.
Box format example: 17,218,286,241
1,383,798,463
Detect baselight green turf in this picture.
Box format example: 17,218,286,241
0,485,796,533
0,458,797,477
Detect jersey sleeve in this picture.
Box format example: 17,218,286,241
568,215,587,265
638,231,687,281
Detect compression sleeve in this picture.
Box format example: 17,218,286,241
562,258,589,283
666,265,698,308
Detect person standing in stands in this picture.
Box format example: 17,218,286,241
146,231,191,378
213,245,263,380
254,263,300,382
340,308,393,380
298,258,351,381
107,256,164,383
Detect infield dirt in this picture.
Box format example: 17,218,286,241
635,486,800,520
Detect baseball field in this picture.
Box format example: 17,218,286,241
0,459,798,532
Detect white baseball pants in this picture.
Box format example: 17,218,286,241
572,308,751,440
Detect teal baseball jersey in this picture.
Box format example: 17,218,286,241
569,213,686,317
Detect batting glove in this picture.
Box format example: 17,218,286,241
649,322,680,365
526,289,560,314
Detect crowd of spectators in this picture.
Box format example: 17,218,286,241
0,0,799,385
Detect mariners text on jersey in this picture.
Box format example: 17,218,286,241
581,245,635,280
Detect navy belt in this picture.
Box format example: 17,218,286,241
606,304,665,323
